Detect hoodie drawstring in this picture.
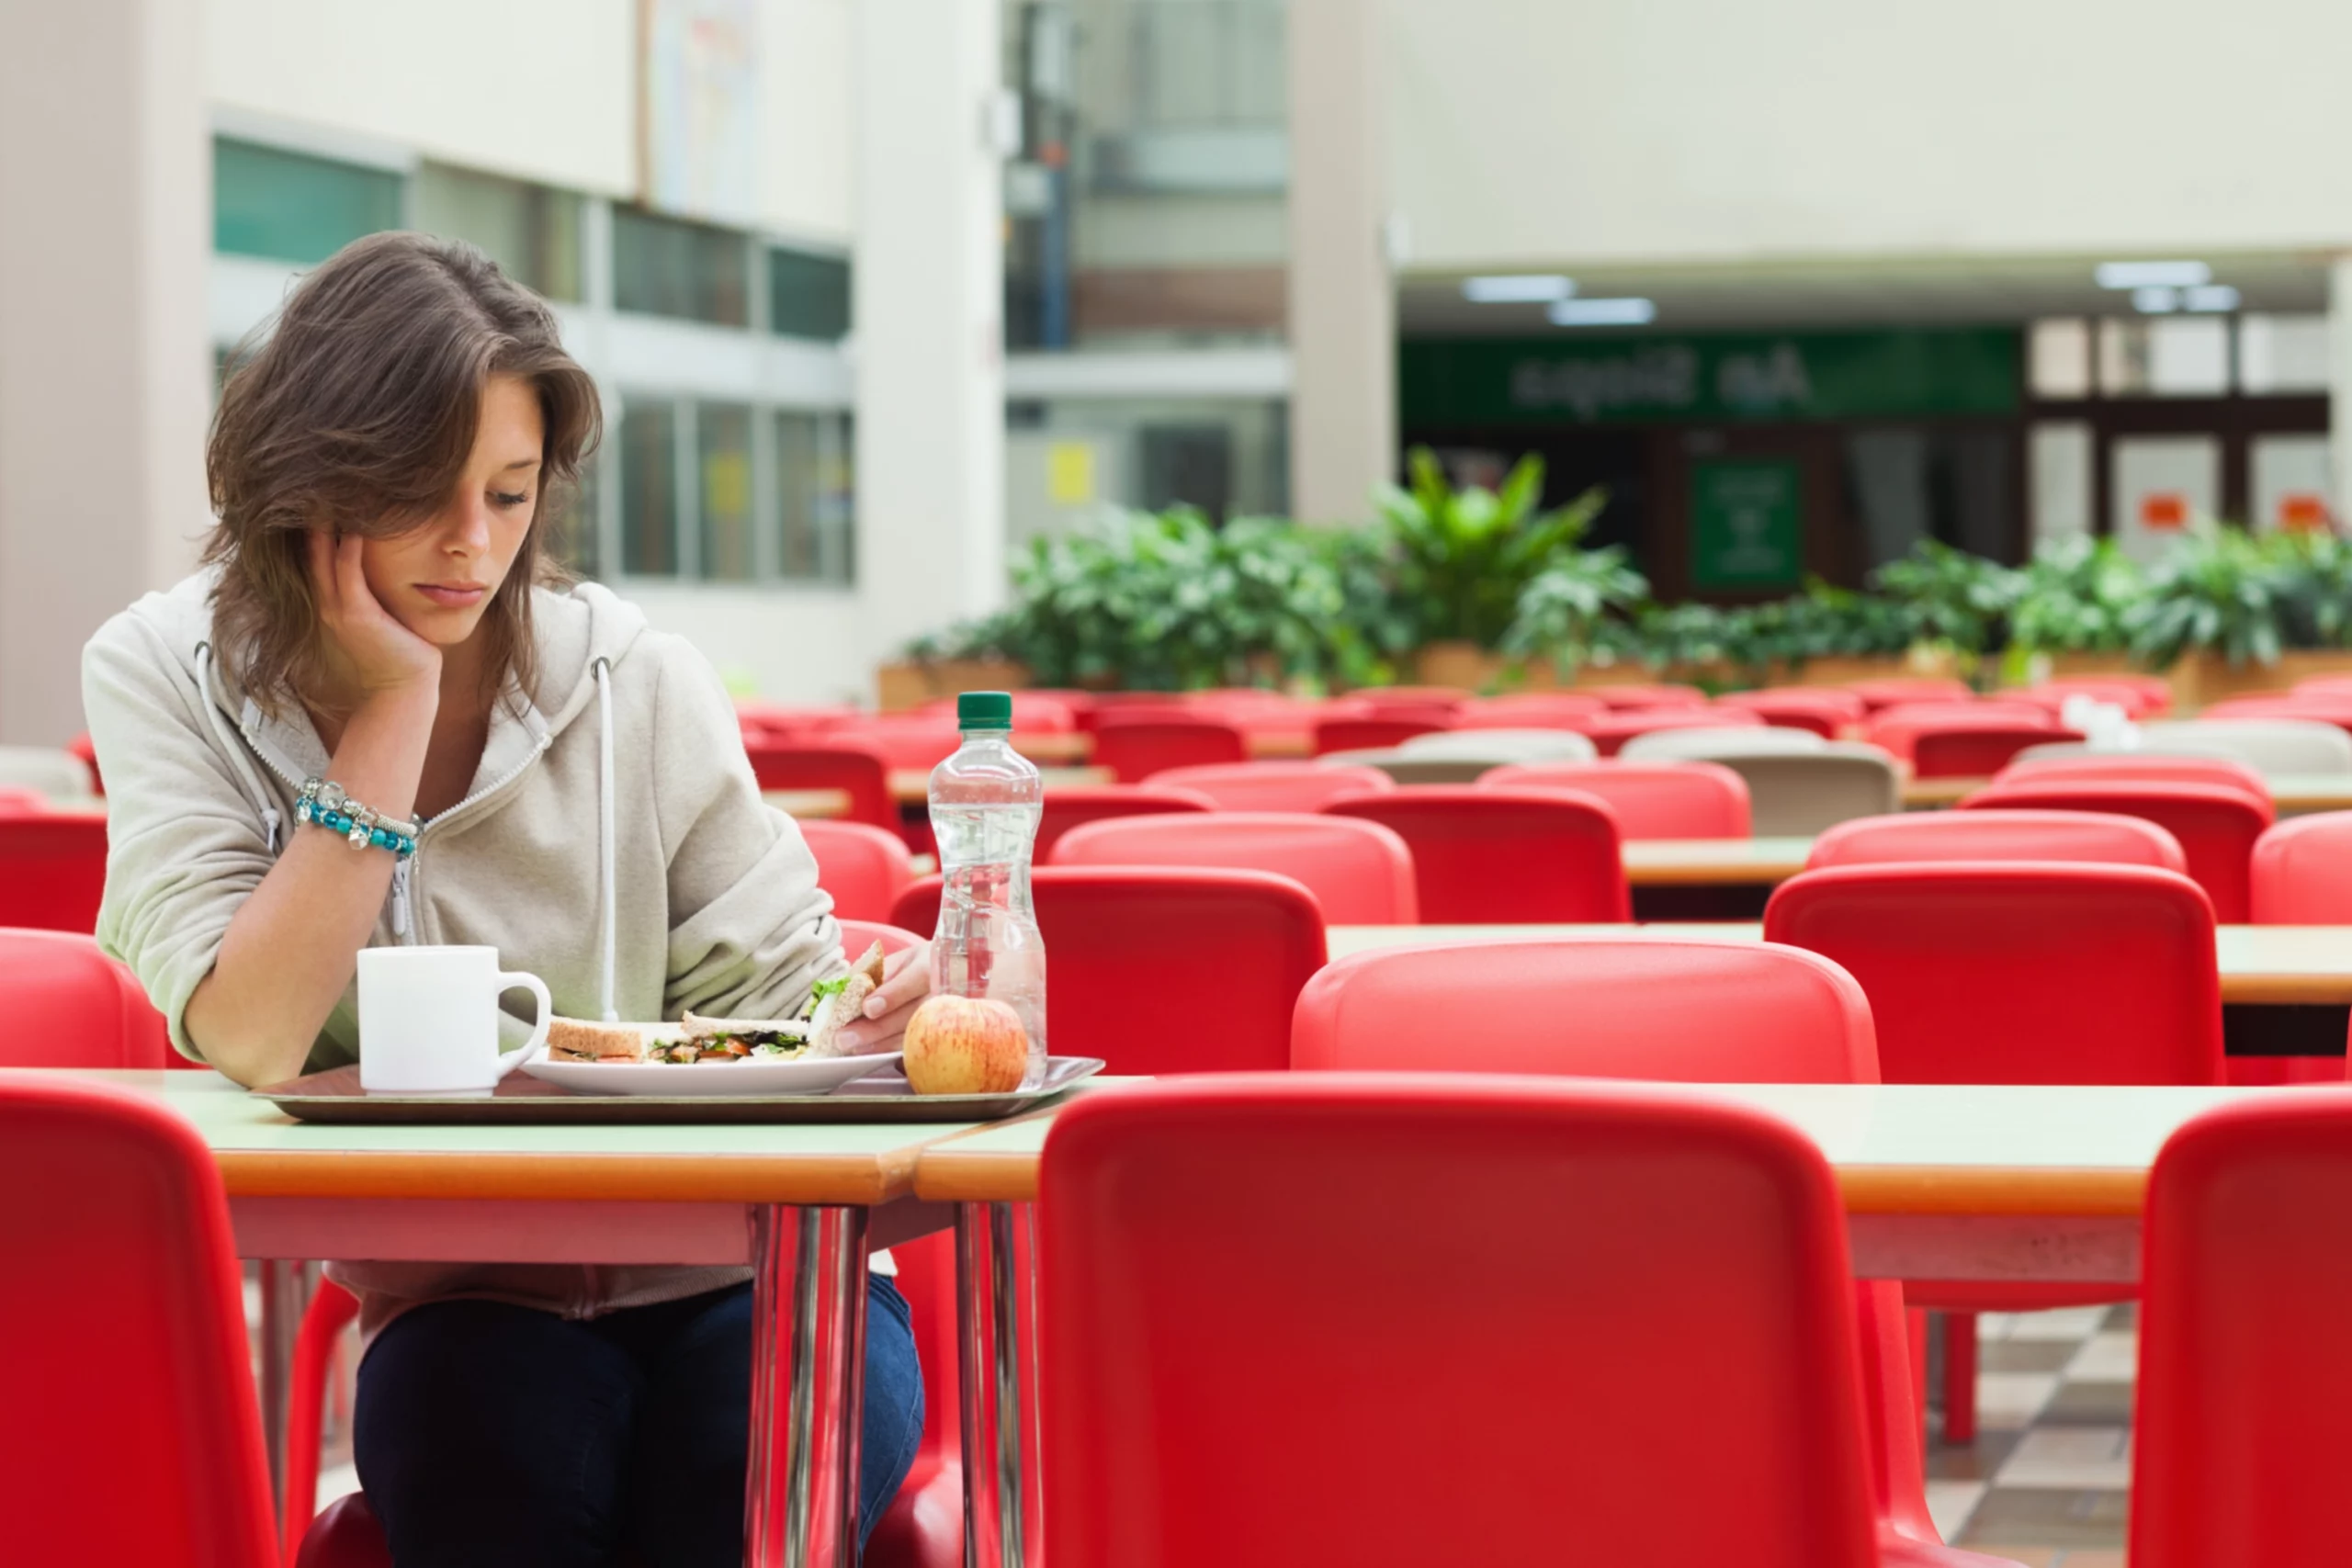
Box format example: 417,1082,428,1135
194,643,283,853
594,656,617,1022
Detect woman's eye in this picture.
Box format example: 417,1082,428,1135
491,490,532,509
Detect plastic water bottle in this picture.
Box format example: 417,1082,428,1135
927,691,1048,1086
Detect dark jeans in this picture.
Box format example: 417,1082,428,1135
355,1276,922,1567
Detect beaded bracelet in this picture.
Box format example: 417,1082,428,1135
296,777,420,859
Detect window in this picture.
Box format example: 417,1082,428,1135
214,138,402,265
768,247,852,340
775,411,855,584
618,402,680,575
413,163,584,301
544,453,602,580
698,402,757,581
613,208,751,326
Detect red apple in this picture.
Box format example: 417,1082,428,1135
903,995,1029,1095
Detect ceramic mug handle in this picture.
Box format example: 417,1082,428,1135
492,970,555,1078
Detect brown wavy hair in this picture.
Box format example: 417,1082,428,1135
204,231,602,716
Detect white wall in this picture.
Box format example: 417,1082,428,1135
624,583,870,703
759,0,854,244
206,0,639,197
1387,0,2352,269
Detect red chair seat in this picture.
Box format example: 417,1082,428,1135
1142,761,1395,812
1958,779,2273,922
1089,716,1247,782
1321,787,1630,921
1807,809,2188,874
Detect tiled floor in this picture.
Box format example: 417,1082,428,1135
1928,1303,2137,1565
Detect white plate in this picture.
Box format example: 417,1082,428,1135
520,1045,902,1099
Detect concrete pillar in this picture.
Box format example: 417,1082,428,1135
2330,256,2352,527
852,0,1006,684
1286,0,1396,525
0,0,211,744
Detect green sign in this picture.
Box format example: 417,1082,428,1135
1398,328,2020,427
1691,459,1803,591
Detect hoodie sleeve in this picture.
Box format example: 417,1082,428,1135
82,613,282,1062
649,638,849,1019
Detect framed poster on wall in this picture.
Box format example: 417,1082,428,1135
1690,457,1804,591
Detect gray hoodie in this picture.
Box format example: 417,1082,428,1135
83,570,848,1325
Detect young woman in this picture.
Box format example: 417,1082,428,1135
82,231,923,1566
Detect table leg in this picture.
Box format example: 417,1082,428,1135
747,1204,872,1568
255,1258,307,1510
956,1201,1042,1568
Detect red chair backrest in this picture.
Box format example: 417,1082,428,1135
1996,753,2272,805
1142,761,1395,812
64,731,104,795
1038,1076,1880,1568
0,788,51,814
917,693,1080,733
1320,787,1630,922
1577,682,1709,709
1312,716,1451,754
0,811,107,932
1718,687,1868,723
1035,784,1215,858
837,918,927,958
2250,811,2352,924
1454,694,1607,729
1350,686,1471,709
2132,1093,2352,1567
743,741,897,832
1480,761,1751,840
1765,863,2224,1086
1580,706,1765,758
1050,812,1418,924
1845,678,1973,713
1959,780,2274,922
1087,716,1248,783
1907,725,2086,778
2032,674,2171,716
800,820,916,924
0,1074,277,1563
1711,695,1853,739
888,867,1325,1072
736,701,861,738
824,721,965,772
2201,696,2352,737
0,930,169,1068
1809,809,2188,874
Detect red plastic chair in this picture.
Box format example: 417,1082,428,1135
2130,1092,2352,1567
1809,810,2188,874
839,918,927,958
0,1073,277,1565
826,721,965,772
1579,706,1764,759
1845,678,1973,713
1038,1075,1883,1568
1906,725,2083,779
802,820,917,923
0,929,168,1067
1291,940,2008,1567
864,1228,965,1568
1088,716,1247,783
64,730,104,795
2250,811,2352,924
1034,784,1215,859
1312,716,1452,754
1453,693,1607,729
744,739,898,833
1996,752,2272,807
1050,812,1418,923
1714,688,1862,739
1349,686,1471,714
1959,779,2274,922
2202,695,2352,738
888,866,1324,1072
915,693,1080,733
1481,761,1751,840
2030,674,2172,716
0,809,107,932
1142,761,1395,812
1863,707,2060,766
1576,682,1708,709
735,700,862,738
1321,787,1630,922
1766,862,2224,1443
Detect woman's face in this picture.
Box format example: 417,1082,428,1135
358,374,545,649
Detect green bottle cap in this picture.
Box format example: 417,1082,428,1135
956,691,1013,730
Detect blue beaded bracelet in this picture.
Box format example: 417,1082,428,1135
296,778,419,859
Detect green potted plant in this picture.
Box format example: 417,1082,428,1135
2001,536,2146,686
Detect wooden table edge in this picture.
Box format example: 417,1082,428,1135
1622,863,1800,886
214,1146,931,1208
2218,976,2352,1006
1838,1166,2145,1216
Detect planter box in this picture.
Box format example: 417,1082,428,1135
2168,650,2352,712
1411,643,1754,694
1763,650,1962,691
876,659,1030,712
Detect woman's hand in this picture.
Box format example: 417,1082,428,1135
834,942,933,1055
309,528,441,703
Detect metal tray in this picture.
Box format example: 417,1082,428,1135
257,1056,1104,1125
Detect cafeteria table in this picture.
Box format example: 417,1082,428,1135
65,1068,977,1568
912,1077,2282,1564
763,788,852,820
1620,836,1812,886
1327,922,2352,1006
1903,772,2352,815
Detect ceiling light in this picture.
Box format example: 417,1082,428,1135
1548,297,1657,327
2098,260,2211,290
1462,274,1575,303
2185,284,2242,313
2132,286,2181,314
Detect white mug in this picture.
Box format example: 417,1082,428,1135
357,945,553,1095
